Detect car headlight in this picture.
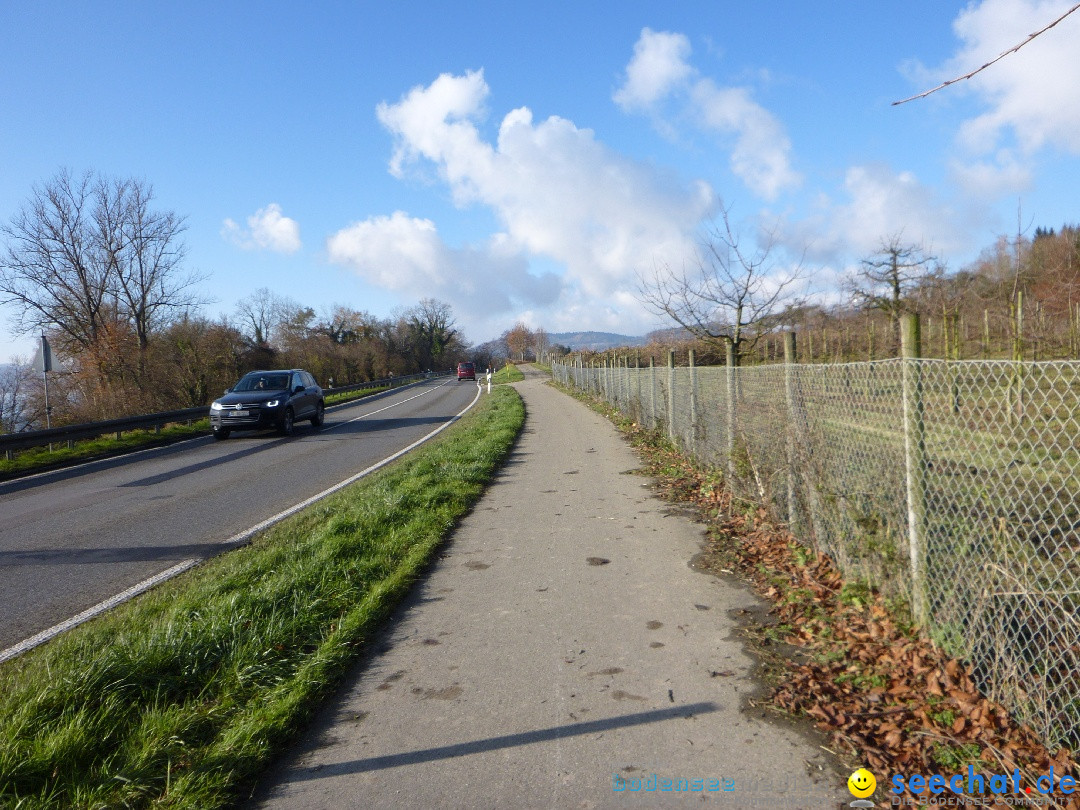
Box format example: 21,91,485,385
210,401,223,411
265,399,280,407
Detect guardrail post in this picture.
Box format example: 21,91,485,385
902,313,928,626
667,350,676,444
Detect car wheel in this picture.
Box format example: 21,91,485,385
311,401,325,428
213,427,230,440
280,408,294,436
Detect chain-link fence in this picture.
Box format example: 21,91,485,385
553,331,1080,752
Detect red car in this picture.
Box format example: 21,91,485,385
457,362,476,381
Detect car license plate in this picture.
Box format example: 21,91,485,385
230,410,249,417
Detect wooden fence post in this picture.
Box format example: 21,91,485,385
726,341,737,483
784,332,798,530
634,352,642,423
688,348,698,455
649,356,657,430
902,313,928,626
667,350,676,444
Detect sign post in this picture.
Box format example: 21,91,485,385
33,334,53,429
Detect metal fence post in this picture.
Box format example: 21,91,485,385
667,350,676,444
902,313,928,626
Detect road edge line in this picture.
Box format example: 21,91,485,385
0,384,484,665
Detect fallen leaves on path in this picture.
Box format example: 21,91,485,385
608,408,1080,809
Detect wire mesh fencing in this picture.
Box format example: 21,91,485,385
553,340,1080,753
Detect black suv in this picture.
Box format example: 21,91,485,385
210,369,325,439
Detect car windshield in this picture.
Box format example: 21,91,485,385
234,373,290,392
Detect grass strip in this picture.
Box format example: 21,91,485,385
0,386,524,809
0,420,211,479
322,382,397,406
493,363,524,384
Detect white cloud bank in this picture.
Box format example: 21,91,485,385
614,28,800,201
613,28,693,111
328,69,715,330
325,211,560,320
222,203,301,253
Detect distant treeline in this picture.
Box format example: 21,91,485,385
579,226,1080,368
0,293,474,432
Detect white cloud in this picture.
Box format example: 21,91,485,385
326,211,561,320
777,164,981,266
613,28,799,201
613,28,693,111
925,0,1080,155
949,153,1033,199
374,71,714,303
222,203,301,253
690,79,801,201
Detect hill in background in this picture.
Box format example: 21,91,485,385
547,331,648,351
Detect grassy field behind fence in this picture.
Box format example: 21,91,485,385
0,386,525,809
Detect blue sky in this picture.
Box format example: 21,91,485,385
2,1,1079,361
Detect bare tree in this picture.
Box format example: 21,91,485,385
0,169,114,352
0,356,36,432
0,169,200,376
638,205,803,365
100,177,203,355
532,326,549,362
848,235,939,356
234,287,295,348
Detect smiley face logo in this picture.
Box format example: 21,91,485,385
848,768,876,798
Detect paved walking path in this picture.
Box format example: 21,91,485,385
249,366,847,808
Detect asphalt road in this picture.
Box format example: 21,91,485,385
0,377,479,652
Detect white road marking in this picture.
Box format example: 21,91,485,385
0,382,482,664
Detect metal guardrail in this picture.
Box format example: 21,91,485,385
0,371,441,458
0,407,210,455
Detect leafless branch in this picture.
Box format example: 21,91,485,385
637,203,805,361
893,2,1080,105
